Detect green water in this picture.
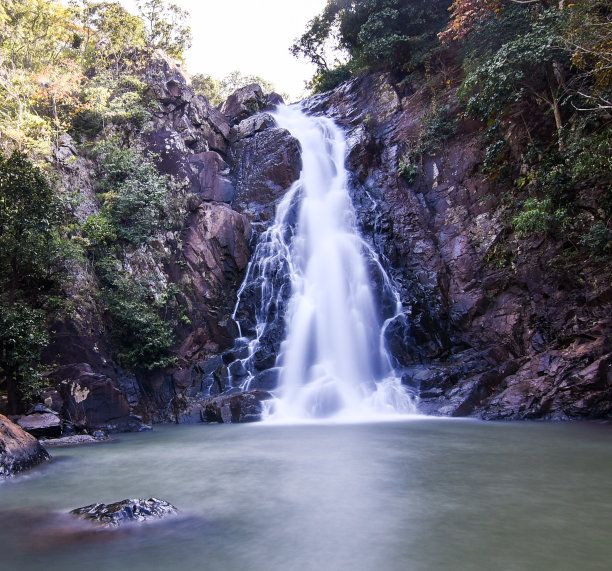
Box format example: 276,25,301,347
1,419,611,570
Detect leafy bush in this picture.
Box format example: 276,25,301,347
94,140,171,244
82,213,117,247
580,221,611,259
0,299,49,408
397,160,418,183
308,63,354,94
96,261,177,371
512,197,553,237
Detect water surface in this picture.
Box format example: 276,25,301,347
1,419,611,570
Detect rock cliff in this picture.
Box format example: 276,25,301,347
301,72,612,420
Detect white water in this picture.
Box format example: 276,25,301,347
260,106,415,421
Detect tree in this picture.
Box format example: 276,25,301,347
439,0,505,43
291,0,452,92
193,71,276,106
0,0,76,71
458,5,571,148
0,151,65,412
137,0,191,59
0,299,48,413
564,0,612,111
0,151,62,299
90,1,147,74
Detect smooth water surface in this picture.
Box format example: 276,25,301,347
1,420,611,570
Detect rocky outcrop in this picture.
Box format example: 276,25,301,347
179,390,273,424
229,115,301,224
0,414,50,478
70,498,178,527
15,411,62,438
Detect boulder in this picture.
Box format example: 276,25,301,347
220,83,265,124
16,412,62,438
0,414,50,478
53,363,145,432
70,498,178,527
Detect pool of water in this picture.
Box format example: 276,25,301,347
1,419,611,570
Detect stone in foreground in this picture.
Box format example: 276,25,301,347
0,414,50,478
70,498,178,527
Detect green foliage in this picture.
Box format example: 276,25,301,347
96,258,177,371
397,159,418,183
0,298,48,406
82,213,117,247
83,1,147,73
512,197,553,237
137,0,192,60
459,8,569,122
192,73,221,105
292,0,452,90
483,138,508,176
93,140,171,245
308,63,354,94
0,151,63,294
579,221,611,259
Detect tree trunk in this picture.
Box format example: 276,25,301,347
5,375,21,415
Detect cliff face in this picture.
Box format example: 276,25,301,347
35,56,611,431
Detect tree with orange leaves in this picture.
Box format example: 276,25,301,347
439,0,507,43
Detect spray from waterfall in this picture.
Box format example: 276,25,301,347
233,105,416,421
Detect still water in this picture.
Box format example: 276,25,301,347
1,419,611,571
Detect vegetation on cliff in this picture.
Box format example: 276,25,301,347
0,0,192,412
295,0,611,260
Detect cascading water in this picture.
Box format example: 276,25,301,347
232,105,416,421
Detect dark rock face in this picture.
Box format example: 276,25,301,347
70,498,178,527
52,364,146,433
230,120,301,223
301,71,612,420
220,83,266,125
0,414,50,478
199,391,273,423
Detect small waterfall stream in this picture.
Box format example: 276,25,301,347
233,105,415,421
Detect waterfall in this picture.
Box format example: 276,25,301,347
233,105,416,421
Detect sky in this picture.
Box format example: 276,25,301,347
121,0,329,101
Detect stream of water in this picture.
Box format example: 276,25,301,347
1,420,611,570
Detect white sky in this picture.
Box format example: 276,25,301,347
121,0,329,101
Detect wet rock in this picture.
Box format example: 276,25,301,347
70,498,178,527
189,151,235,202
201,390,272,423
248,368,280,391
15,413,62,438
41,433,109,447
230,125,301,222
0,414,50,478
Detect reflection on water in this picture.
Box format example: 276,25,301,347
1,420,611,570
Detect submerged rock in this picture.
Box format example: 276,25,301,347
40,433,109,448
0,414,50,478
70,498,178,527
